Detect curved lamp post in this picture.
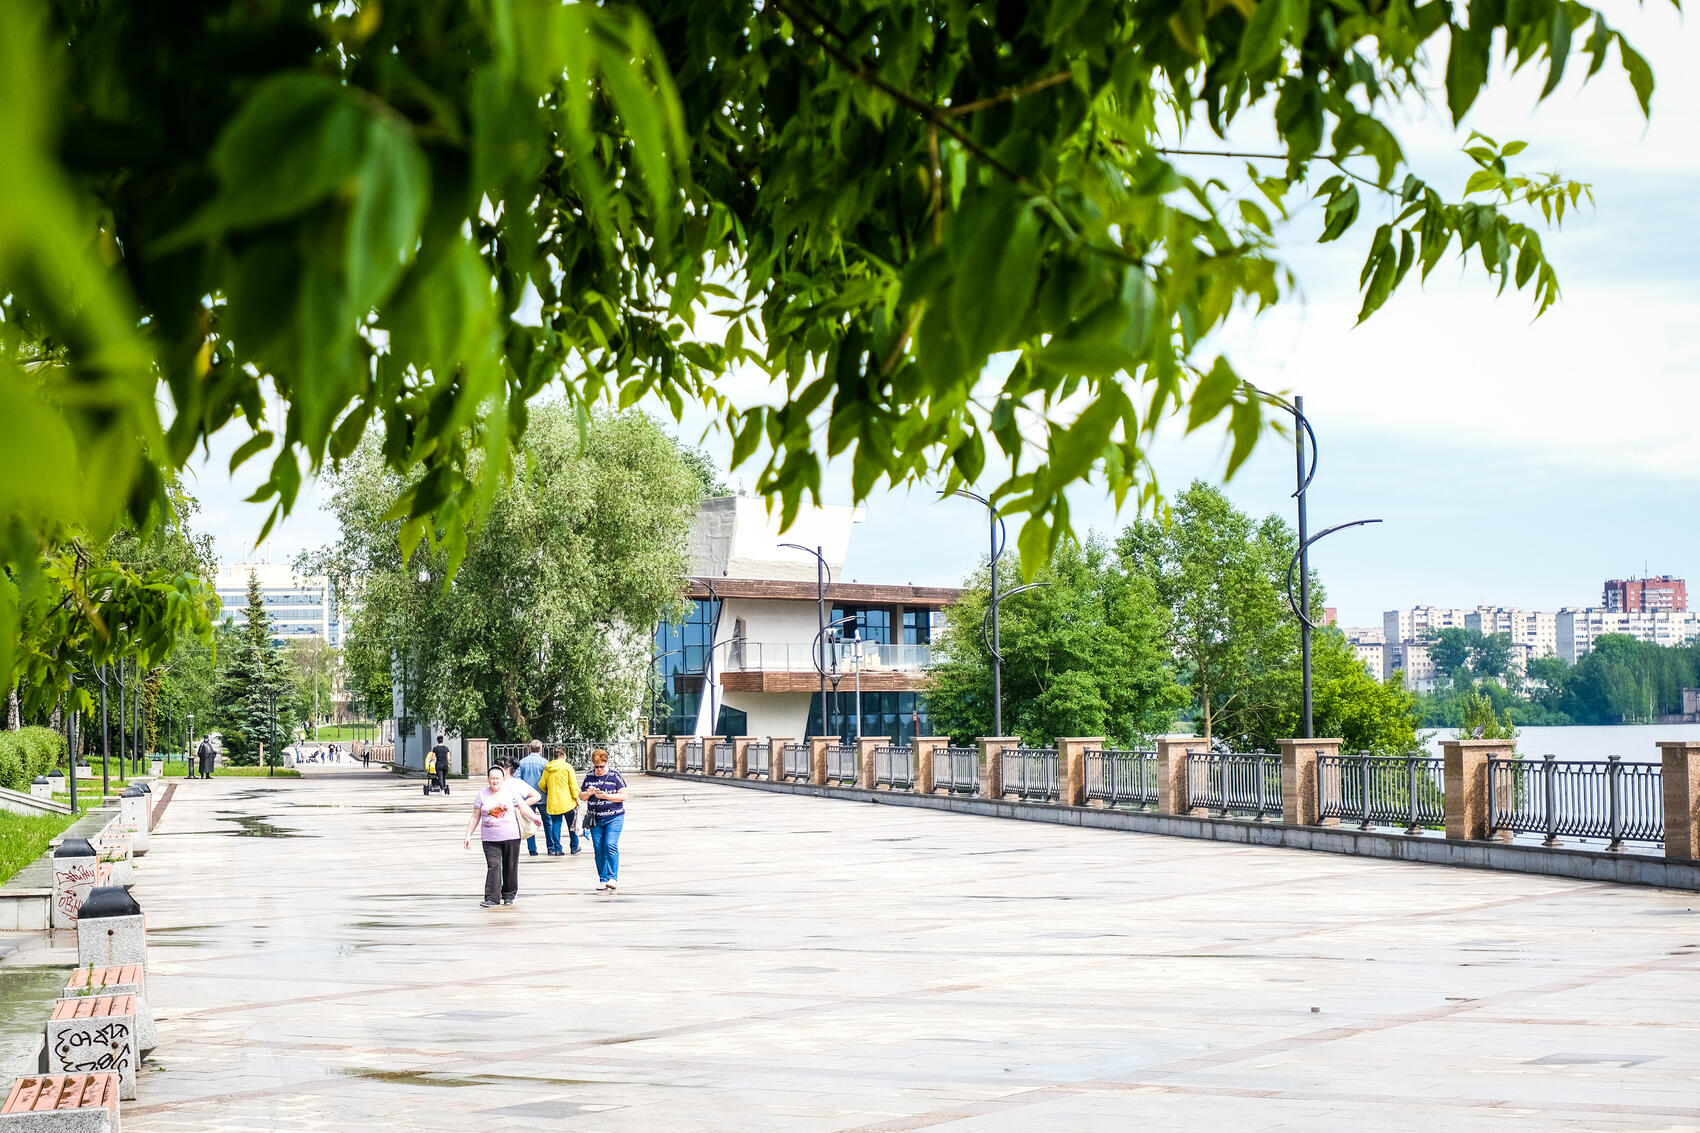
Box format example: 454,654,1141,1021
778,542,832,738
942,489,1017,736
1254,390,1382,739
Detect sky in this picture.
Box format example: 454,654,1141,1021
190,5,1699,627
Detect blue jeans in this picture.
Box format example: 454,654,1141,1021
541,811,563,855
589,813,624,882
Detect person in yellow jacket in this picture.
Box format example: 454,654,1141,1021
536,747,582,856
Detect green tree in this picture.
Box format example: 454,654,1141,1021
284,639,340,737
1457,687,1518,746
1306,631,1424,755
212,575,295,765
1119,482,1298,746
319,409,704,742
1470,632,1514,679
925,538,1185,746
0,0,1665,695
1425,628,1476,682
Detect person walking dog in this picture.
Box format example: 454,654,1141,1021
536,747,581,856
463,765,542,907
580,749,628,894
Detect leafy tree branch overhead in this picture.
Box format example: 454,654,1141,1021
0,0,1666,682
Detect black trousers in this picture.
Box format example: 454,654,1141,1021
435,766,449,792
481,839,520,903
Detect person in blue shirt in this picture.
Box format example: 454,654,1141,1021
580,749,628,894
515,741,548,856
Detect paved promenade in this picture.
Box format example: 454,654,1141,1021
22,767,1700,1129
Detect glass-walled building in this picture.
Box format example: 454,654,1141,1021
214,562,345,645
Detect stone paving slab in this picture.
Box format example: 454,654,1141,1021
19,763,1694,1131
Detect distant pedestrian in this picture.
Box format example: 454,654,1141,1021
361,744,370,768
431,735,452,795
191,737,209,779
536,746,581,857
198,737,216,779
515,741,547,856
463,765,542,908
580,748,629,894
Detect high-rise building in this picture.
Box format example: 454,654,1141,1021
1557,608,1700,663
1603,576,1687,613
214,562,344,645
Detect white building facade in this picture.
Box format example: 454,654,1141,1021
214,562,344,645
1557,609,1700,663
651,497,957,742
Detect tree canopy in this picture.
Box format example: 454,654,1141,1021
0,0,1667,695
925,537,1185,745
319,408,705,743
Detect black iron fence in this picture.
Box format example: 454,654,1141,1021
683,739,704,773
874,744,915,789
1002,746,1059,802
1488,754,1664,850
1317,751,1445,833
1187,750,1282,820
746,740,770,778
824,743,858,783
1084,748,1158,809
712,740,735,776
933,746,979,794
781,742,811,782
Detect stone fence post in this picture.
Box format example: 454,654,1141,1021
858,737,882,789
731,736,753,779
809,737,830,786
1154,735,1198,815
1056,738,1103,807
1657,742,1700,860
1278,738,1342,826
1442,739,1516,841
977,737,1016,799
913,736,946,795
467,738,489,777
767,736,791,783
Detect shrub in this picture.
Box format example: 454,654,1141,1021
0,728,68,793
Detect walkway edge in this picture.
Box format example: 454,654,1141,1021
648,772,1700,892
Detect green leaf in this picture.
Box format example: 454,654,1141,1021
1445,27,1490,125
1318,183,1359,242
1541,2,1573,99
1187,358,1240,433
1618,35,1653,117
228,431,274,474
1238,0,1291,73
1016,512,1053,579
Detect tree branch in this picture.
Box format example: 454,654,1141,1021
941,70,1073,118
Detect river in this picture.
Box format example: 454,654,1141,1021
1420,723,1700,761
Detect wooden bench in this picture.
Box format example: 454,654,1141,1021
60,968,152,1055
0,1073,120,1131
44,999,136,1101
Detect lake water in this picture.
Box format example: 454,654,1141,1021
1420,723,1700,762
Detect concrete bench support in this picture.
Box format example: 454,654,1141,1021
51,842,98,931
115,791,148,856
74,889,147,977
0,1073,121,1132
44,998,138,1101
61,967,153,1055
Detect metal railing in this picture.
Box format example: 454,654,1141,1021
933,746,979,794
1186,750,1282,820
746,741,770,778
874,744,914,789
824,743,859,783
490,743,528,767
1001,746,1059,802
1488,754,1664,850
721,642,934,673
1084,749,1158,809
1316,751,1444,833
781,742,811,782
711,740,735,776
683,739,704,773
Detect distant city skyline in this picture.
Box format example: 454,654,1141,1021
184,4,1698,631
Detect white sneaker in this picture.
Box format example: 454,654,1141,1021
605,881,617,894
593,882,606,892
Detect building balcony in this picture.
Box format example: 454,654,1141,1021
716,641,934,694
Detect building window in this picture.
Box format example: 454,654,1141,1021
650,598,721,735
806,691,930,742
903,609,941,645
832,605,892,644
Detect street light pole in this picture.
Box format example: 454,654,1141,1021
98,664,110,796
1295,394,1313,740
779,543,831,740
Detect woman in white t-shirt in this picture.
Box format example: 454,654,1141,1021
462,765,542,908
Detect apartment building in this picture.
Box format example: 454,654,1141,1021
1557,609,1700,663
214,561,344,645
1604,575,1687,613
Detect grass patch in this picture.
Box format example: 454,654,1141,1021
311,724,382,741
0,810,80,885
159,760,301,779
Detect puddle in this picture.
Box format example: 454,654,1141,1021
0,967,67,1078
216,814,304,838
340,1068,490,1088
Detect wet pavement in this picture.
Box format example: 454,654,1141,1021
10,763,1700,1131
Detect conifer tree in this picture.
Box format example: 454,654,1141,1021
212,574,295,765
